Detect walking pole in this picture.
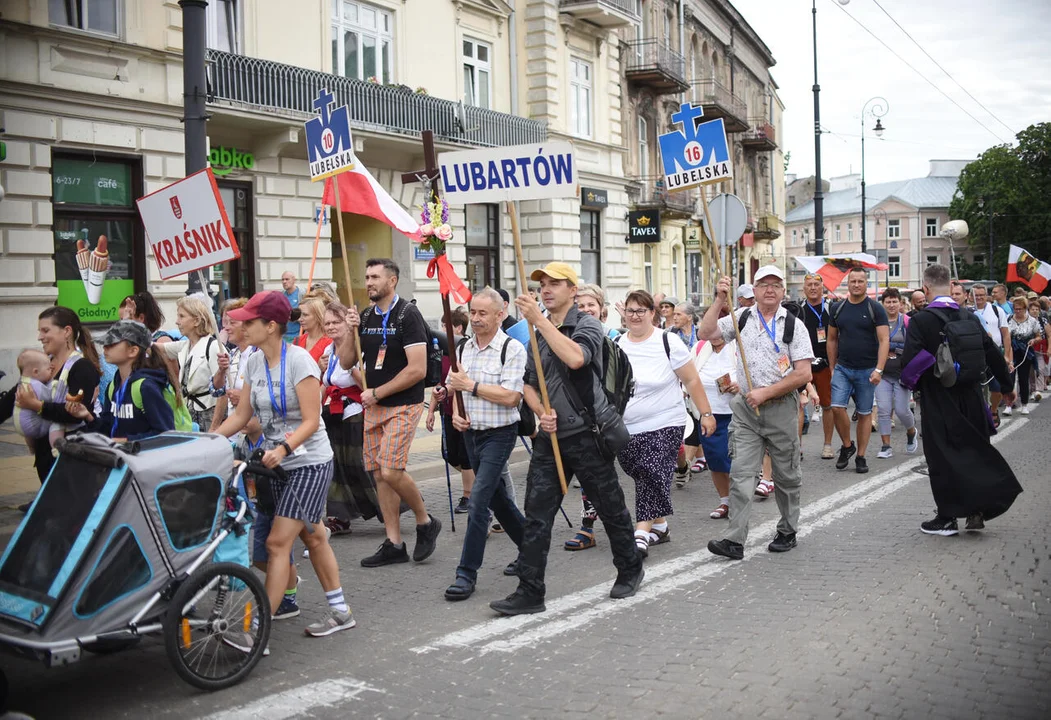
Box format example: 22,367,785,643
439,413,456,532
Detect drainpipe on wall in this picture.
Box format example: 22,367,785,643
509,0,518,116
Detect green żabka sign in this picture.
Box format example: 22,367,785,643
208,146,255,176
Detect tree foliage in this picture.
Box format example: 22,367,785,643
948,122,1051,278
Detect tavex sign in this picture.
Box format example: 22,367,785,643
627,210,660,243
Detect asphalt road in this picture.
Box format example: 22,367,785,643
3,404,1049,719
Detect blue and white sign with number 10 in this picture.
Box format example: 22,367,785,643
304,88,356,182
657,103,733,191
438,142,576,205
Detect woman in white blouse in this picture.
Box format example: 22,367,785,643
159,295,222,431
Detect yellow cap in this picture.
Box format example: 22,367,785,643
529,261,579,287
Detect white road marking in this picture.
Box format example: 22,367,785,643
412,416,1028,655
198,677,385,720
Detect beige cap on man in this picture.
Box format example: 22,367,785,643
530,261,579,287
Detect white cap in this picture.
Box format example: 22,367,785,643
753,265,786,284
738,284,754,299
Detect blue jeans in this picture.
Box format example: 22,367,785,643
458,424,525,583
831,364,877,414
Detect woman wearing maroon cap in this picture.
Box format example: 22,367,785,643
216,291,354,637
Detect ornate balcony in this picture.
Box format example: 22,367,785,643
206,50,546,148
688,79,748,133
625,39,689,94
629,176,697,219
742,119,777,151
754,214,782,241
560,0,640,27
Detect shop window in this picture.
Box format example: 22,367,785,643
49,0,118,36
580,209,601,285
465,204,499,293
52,153,144,324
216,181,255,298
156,476,223,551
75,526,151,617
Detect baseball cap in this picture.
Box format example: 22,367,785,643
1026,291,1039,300
753,265,786,284
227,290,292,324
101,320,152,350
660,296,680,308
530,261,579,287
737,284,755,299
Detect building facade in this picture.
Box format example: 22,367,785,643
784,160,976,298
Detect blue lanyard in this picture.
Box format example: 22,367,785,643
379,294,400,346
111,375,129,437
757,310,780,353
265,343,287,419
325,353,339,385
806,300,825,328
245,431,265,452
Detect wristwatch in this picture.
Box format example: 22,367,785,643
875,368,884,375
472,381,480,396
700,412,713,418
279,440,293,456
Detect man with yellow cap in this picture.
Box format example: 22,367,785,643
490,262,644,615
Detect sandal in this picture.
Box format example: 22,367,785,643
710,503,729,519
649,527,670,545
754,479,774,498
691,458,708,473
564,527,596,551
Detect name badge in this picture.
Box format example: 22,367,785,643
816,327,826,343
374,345,387,371
777,354,791,377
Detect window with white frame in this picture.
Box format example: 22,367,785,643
638,117,649,177
49,0,118,35
463,38,491,109
888,255,901,278
926,254,939,267
332,0,393,83
570,58,593,139
847,223,853,242
207,0,240,53
926,217,939,237
835,224,841,243
887,219,901,239
644,244,653,291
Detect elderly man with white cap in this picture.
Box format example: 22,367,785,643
698,266,814,560
737,284,755,308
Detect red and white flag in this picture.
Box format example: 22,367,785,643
1006,244,1051,293
793,253,889,292
322,165,421,240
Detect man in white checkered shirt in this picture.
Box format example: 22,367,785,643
441,287,529,602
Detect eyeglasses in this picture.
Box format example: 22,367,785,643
755,283,783,291
624,308,649,317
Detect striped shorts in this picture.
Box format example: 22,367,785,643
363,402,424,472
273,460,334,525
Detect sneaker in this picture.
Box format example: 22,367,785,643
490,588,546,616
490,522,505,534
323,516,353,535
707,538,744,560
273,598,301,620
920,515,958,536
304,607,356,637
768,531,797,553
855,456,869,474
1020,405,1030,416
609,566,645,599
413,514,442,562
877,445,893,459
835,442,857,470
454,496,469,514
821,444,835,460
360,539,409,568
965,514,985,531
1002,405,1012,416
675,473,691,489
221,632,270,657
1034,392,1043,402
674,465,689,480
906,433,918,454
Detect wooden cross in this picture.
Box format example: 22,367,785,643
401,130,465,417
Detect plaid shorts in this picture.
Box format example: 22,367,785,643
363,402,424,472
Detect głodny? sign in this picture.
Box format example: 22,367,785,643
437,142,576,204
135,168,241,280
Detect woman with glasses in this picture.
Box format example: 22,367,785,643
617,291,716,557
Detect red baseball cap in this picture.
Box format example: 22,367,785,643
227,291,292,324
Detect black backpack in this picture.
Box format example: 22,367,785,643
737,307,797,344
363,300,443,386
457,337,536,437
929,308,987,387
830,297,882,329
602,335,636,415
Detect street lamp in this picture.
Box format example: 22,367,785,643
813,0,851,257
860,96,889,254
873,207,888,289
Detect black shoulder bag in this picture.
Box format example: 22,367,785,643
553,352,630,461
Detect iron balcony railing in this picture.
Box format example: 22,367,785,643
561,0,639,17
689,79,748,127
206,50,546,148
629,175,697,215
625,39,687,86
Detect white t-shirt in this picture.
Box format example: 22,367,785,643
692,340,738,416
322,353,363,420
974,303,1007,348
619,330,691,434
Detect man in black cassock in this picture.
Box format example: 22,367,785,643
900,264,1022,536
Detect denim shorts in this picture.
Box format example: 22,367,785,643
251,510,295,565
831,365,877,414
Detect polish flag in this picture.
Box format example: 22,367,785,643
793,253,889,292
322,165,422,240
1006,244,1051,292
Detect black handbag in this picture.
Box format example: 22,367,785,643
554,362,630,460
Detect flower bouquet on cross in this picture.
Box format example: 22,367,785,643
418,196,471,304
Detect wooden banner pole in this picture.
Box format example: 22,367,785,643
329,173,356,306
305,203,326,293
508,200,568,494
700,191,759,415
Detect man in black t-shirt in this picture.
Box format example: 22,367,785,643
827,268,889,474
341,258,442,568
801,274,835,458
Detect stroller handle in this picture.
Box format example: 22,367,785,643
243,449,288,481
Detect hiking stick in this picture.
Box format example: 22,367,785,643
440,413,456,532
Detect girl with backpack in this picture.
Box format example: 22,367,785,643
158,295,223,431
64,320,180,439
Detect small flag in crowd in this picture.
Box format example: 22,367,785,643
793,252,889,292
1006,245,1051,293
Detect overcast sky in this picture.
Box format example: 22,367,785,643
736,0,1051,184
